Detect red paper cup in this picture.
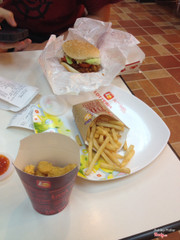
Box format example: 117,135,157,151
14,132,80,215
15,166,78,215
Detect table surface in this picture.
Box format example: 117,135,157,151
0,50,180,240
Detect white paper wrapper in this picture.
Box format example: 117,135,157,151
39,18,145,95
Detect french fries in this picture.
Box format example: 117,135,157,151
75,135,82,146
93,138,115,166
100,162,131,174
86,136,110,175
96,122,124,131
88,122,96,165
121,145,135,167
85,115,135,176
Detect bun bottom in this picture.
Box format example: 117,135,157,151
61,62,79,73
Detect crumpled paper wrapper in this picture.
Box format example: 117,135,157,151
39,18,145,95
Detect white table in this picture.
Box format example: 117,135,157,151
0,50,180,240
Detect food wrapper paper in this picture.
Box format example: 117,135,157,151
14,132,80,215
72,99,129,151
39,18,145,95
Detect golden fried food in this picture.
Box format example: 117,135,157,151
35,169,46,177
48,166,65,177
23,161,77,177
63,164,77,172
24,165,35,175
37,161,53,174
49,164,77,177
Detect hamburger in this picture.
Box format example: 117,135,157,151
60,40,101,73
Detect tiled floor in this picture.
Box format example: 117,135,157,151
110,0,180,160
110,1,180,239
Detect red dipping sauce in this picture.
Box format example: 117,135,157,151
0,154,10,175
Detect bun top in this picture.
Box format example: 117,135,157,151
62,40,100,60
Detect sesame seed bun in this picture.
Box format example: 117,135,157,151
62,40,100,60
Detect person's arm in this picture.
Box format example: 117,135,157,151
24,4,111,51
86,4,111,22
0,7,31,52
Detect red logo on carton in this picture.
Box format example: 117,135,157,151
104,92,114,100
36,180,51,189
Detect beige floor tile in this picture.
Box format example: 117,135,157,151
138,80,160,96
155,22,173,27
126,81,141,90
121,7,132,14
152,35,169,44
111,20,119,26
152,45,171,55
142,57,157,64
143,69,171,79
118,13,132,20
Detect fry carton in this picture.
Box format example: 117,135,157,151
14,132,80,215
72,99,129,150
